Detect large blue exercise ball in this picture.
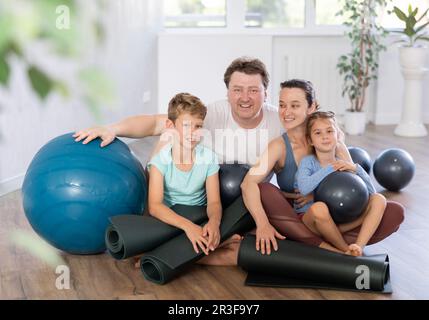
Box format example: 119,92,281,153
314,171,369,224
348,146,371,174
22,133,147,254
373,148,415,191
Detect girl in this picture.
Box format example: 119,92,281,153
295,111,386,256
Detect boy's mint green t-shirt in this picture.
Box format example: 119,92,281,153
147,144,220,207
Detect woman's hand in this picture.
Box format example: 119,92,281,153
255,222,286,255
332,160,357,173
184,222,209,255
202,219,221,252
73,126,116,147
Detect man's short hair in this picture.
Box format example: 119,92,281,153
224,57,269,90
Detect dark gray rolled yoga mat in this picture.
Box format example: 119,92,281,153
105,205,208,259
140,196,255,285
238,235,391,293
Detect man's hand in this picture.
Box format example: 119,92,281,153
73,126,116,147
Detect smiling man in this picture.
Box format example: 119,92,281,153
74,57,283,166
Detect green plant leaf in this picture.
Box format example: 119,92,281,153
27,65,53,100
0,54,10,85
411,7,418,17
393,6,407,22
415,21,429,34
408,4,413,15
417,8,429,23
415,35,429,42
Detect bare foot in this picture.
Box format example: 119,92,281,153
197,242,240,266
346,243,363,257
133,254,144,269
218,234,243,248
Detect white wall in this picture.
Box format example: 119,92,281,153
0,0,163,196
158,34,273,112
158,34,429,126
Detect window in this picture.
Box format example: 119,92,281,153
164,0,226,28
245,0,305,28
379,0,429,29
315,0,344,25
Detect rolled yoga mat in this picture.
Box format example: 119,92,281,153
238,235,391,293
140,196,255,285
105,205,208,259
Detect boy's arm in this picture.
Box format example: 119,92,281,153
205,172,222,225
148,165,195,231
296,157,335,196
74,114,168,146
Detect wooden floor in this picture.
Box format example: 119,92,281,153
1,125,429,300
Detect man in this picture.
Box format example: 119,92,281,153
74,57,283,165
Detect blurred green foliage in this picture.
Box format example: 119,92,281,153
0,0,113,116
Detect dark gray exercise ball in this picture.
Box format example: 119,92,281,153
314,171,369,224
219,163,250,208
348,146,372,174
373,148,415,191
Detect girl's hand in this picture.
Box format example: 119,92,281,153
202,219,221,251
332,160,357,173
293,189,314,209
184,222,209,255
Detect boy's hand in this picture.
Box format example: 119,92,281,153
184,222,209,255
332,160,357,173
202,219,221,251
293,189,313,208
73,126,116,147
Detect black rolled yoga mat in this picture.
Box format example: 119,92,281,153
140,196,255,285
238,235,391,293
105,205,208,259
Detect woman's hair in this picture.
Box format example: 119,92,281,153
224,57,269,90
168,93,207,123
306,111,337,152
280,79,320,110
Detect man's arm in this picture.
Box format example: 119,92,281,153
74,114,168,146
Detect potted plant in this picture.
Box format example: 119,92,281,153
336,0,390,135
390,4,429,137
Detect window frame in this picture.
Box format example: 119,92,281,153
162,0,403,35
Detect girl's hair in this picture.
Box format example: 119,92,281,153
168,92,207,123
280,79,320,110
306,111,337,153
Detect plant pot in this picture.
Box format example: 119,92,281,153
395,46,428,137
399,45,428,70
344,111,366,135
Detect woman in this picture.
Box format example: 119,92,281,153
241,79,404,255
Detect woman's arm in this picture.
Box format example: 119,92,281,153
240,138,286,254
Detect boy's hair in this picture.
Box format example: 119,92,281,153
306,111,337,152
280,79,320,110
224,57,269,90
168,93,207,123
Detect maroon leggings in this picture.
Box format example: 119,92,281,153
259,182,405,247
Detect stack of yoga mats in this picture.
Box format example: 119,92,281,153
105,197,255,284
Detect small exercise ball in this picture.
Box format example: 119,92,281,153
22,133,147,254
219,163,250,208
373,148,415,191
348,147,371,174
314,171,369,224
